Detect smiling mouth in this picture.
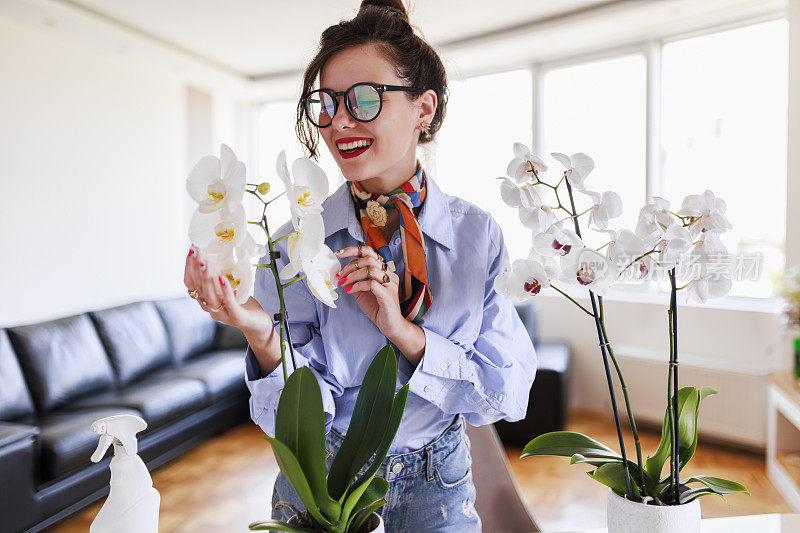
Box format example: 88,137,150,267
337,139,374,159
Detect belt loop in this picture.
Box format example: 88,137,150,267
425,445,434,481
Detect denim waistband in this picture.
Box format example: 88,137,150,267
326,414,466,483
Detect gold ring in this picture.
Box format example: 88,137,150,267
357,243,363,257
354,258,359,268
366,266,371,281
382,262,388,271
188,288,199,299
382,273,390,284
207,302,225,313
200,298,208,306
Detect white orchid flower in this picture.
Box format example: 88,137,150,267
559,246,617,296
506,142,549,183
493,257,553,301
519,204,556,233
580,189,623,230
635,196,673,247
610,229,656,281
677,190,732,238
204,250,254,305
685,266,732,303
658,223,693,269
278,214,326,281
189,203,248,256
533,222,583,259
498,177,543,209
276,150,329,231
550,152,595,190
690,230,728,263
302,245,341,308
186,143,246,214
235,232,267,263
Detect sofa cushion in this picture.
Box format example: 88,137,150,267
37,407,141,482
213,322,248,351
70,373,208,432
0,330,36,421
153,296,217,363
8,314,115,414
166,350,246,401
90,301,172,386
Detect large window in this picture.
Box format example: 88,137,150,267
660,19,788,298
434,69,533,262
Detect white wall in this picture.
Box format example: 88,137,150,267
0,16,238,326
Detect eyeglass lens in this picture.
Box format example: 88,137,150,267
306,84,382,126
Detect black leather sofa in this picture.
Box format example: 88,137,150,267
0,296,249,533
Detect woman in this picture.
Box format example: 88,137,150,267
184,1,537,530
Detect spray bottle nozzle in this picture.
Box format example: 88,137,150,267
90,414,148,462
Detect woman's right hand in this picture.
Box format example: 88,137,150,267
183,244,269,337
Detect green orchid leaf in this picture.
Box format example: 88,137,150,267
352,384,409,490
645,386,717,482
345,477,389,532
275,367,341,520
348,500,387,533
570,453,657,495
678,475,749,504
248,519,316,532
679,487,726,504
587,462,642,501
266,436,334,530
328,345,398,500
522,431,622,460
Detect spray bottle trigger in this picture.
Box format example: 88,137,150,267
91,434,114,463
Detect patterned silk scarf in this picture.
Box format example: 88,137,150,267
348,161,432,321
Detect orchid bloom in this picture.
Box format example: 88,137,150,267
580,189,623,230
493,256,556,301
685,265,732,303
559,246,617,296
551,152,595,190
302,245,341,308
518,204,556,233
203,251,255,305
635,196,673,247
186,143,246,215
498,176,544,209
506,142,549,183
658,223,693,269
236,232,267,264
188,203,248,256
677,190,732,238
533,222,583,259
610,229,656,281
276,150,329,231
279,214,326,281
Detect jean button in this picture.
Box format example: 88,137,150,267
392,462,403,474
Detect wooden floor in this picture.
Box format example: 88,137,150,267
51,409,791,532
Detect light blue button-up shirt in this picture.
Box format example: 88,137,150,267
244,170,537,453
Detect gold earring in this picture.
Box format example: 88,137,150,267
419,121,430,135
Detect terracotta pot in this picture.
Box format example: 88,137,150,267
606,488,701,533
287,511,385,533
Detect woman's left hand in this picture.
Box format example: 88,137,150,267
334,245,406,337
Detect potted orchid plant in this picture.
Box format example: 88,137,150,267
493,143,749,532
186,144,407,532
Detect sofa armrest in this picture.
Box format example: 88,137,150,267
0,422,41,533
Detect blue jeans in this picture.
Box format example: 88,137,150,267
271,414,481,532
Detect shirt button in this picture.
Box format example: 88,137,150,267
424,385,432,394
485,408,496,415
439,362,448,371
393,237,400,246
392,463,403,474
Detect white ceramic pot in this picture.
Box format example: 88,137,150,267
606,488,701,533
287,511,384,532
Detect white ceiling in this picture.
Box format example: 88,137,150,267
0,0,786,99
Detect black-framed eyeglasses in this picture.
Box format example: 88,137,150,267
301,82,424,128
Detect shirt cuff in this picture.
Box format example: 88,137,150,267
406,326,468,402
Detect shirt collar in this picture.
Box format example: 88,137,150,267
321,169,454,250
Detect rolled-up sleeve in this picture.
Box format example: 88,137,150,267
244,228,339,438
407,216,538,426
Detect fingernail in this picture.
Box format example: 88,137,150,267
338,276,347,285
199,262,207,272
344,285,351,292
189,245,198,257
335,270,341,278
335,249,342,254
218,275,225,286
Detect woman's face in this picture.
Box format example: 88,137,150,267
318,42,436,190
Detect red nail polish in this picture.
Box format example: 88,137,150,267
338,276,347,285
218,275,225,286
344,285,351,292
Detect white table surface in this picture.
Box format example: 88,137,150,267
555,513,800,532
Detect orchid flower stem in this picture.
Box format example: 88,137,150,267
266,190,287,206
619,248,659,276
599,296,647,494
550,285,595,317
668,268,680,504
282,275,307,289
563,177,635,500
272,231,296,244
261,213,297,380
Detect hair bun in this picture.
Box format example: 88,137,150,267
359,0,410,23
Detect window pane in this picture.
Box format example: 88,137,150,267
661,20,788,298
542,54,648,250
434,69,533,261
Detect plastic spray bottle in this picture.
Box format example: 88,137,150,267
89,414,160,533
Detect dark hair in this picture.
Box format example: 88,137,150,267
296,0,449,160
